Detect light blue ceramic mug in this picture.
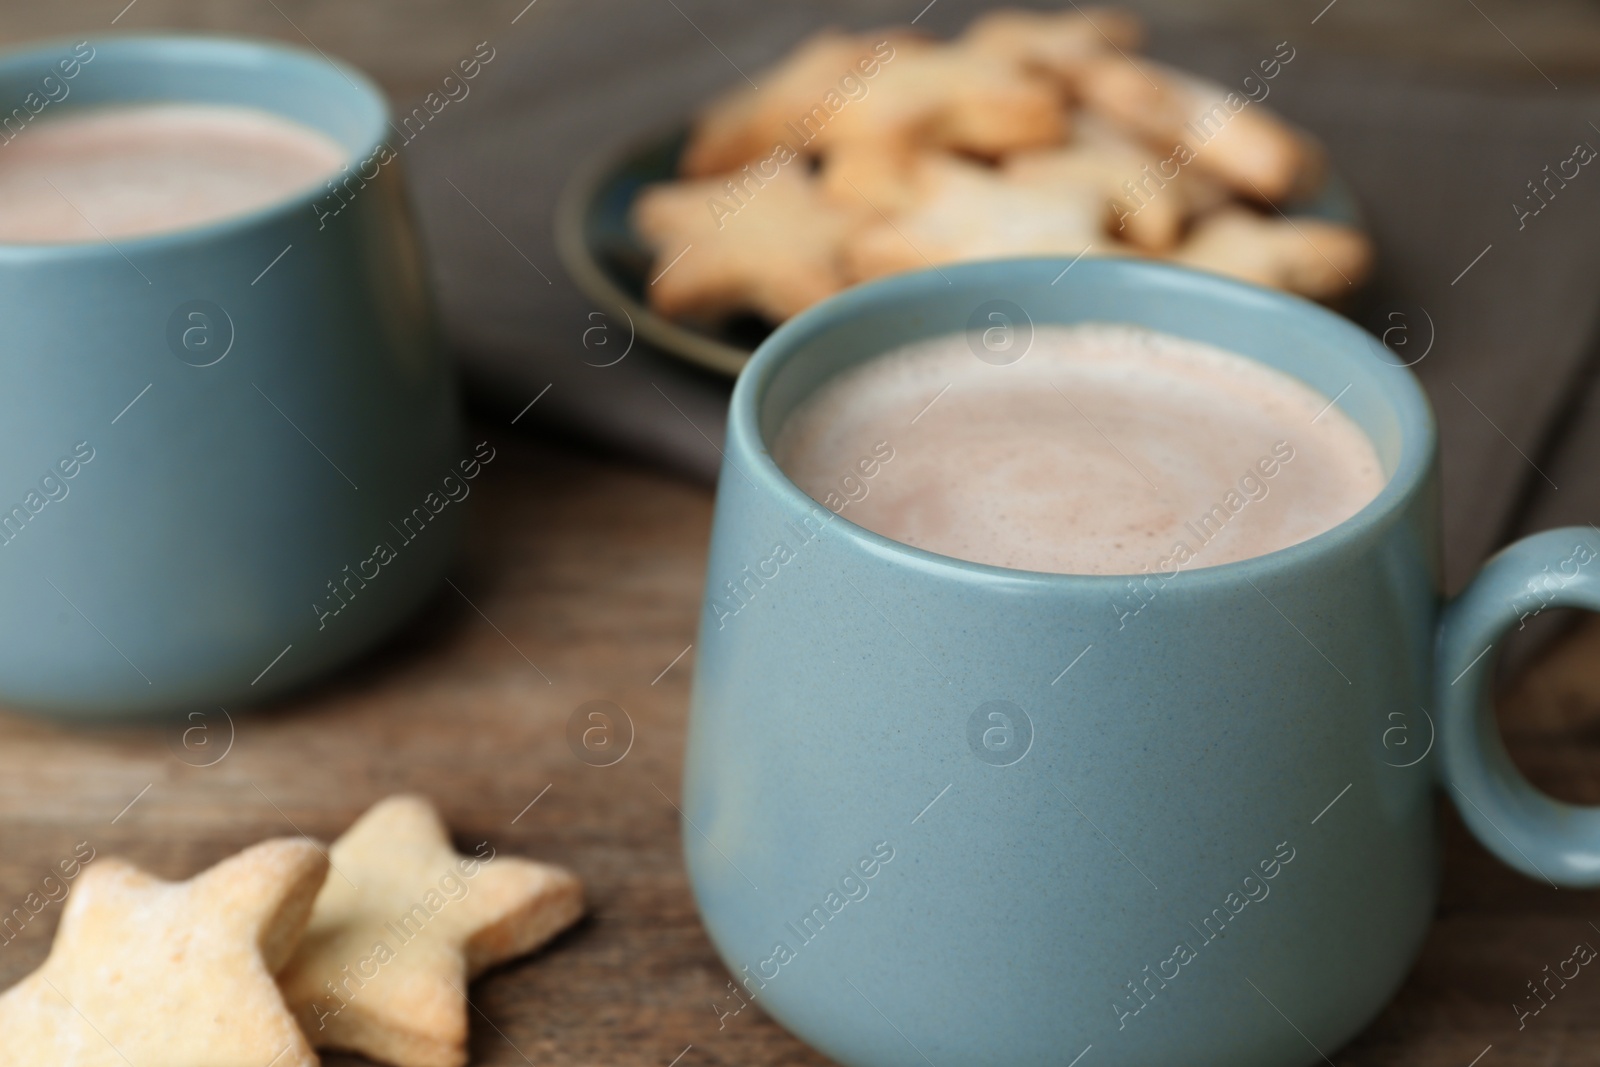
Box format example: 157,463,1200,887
0,36,462,716
683,257,1600,1066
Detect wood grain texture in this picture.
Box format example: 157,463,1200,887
0,432,1598,1066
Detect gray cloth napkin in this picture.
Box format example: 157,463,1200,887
406,1,1600,591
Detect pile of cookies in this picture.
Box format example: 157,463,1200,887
0,794,583,1067
633,7,1372,326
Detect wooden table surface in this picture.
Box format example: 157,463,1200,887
2,429,1600,1067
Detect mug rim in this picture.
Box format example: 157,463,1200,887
0,32,388,258
728,256,1437,588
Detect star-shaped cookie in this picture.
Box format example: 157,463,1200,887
1005,115,1226,252
962,5,1144,82
682,29,912,176
277,795,584,1067
1165,206,1371,300
845,154,1107,282
1074,55,1321,201
0,838,328,1067
633,161,860,323
682,31,1066,175
809,38,1068,159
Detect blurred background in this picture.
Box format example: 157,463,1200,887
5,0,1597,95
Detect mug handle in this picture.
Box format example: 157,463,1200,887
1439,526,1600,887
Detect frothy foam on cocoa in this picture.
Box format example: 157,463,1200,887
0,104,346,243
774,323,1385,575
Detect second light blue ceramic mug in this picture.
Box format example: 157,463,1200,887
682,258,1600,1066
0,35,463,715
